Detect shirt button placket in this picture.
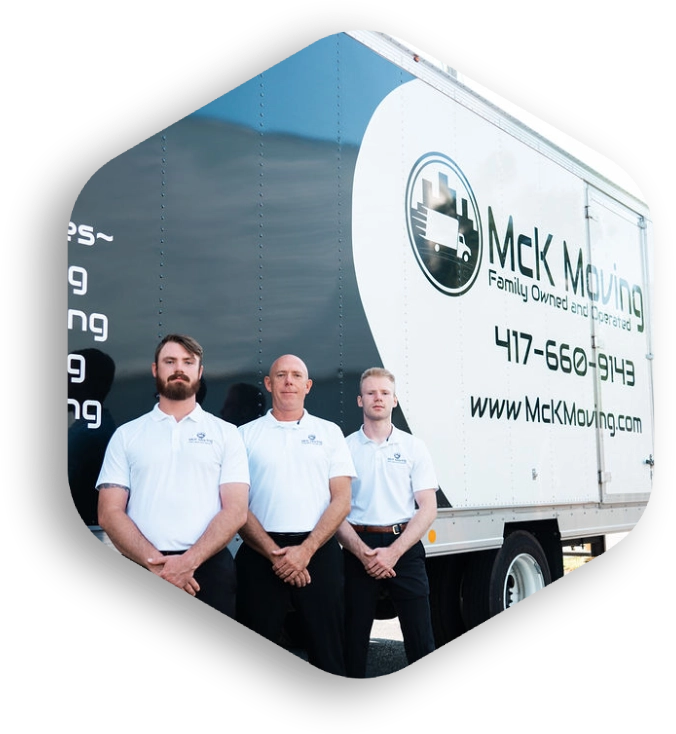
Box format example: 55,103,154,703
171,421,181,453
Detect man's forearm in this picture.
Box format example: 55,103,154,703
389,491,437,558
336,520,370,557
238,511,280,560
181,507,246,570
302,480,351,557
99,507,161,568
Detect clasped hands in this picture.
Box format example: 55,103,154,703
361,546,398,580
147,554,200,596
271,544,313,587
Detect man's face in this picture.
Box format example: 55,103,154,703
358,376,397,422
152,341,203,401
264,355,312,414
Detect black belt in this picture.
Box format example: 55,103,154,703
350,522,408,535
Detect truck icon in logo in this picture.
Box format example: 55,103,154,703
424,209,472,263
406,152,482,296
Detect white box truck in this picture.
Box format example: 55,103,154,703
68,31,654,645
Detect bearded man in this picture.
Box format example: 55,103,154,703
96,334,250,617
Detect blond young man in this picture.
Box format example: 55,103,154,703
337,367,438,677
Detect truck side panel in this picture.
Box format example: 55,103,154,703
68,32,652,536
68,34,411,439
352,77,652,510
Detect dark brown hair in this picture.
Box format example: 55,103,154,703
154,334,204,366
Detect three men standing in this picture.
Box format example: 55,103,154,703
95,339,437,677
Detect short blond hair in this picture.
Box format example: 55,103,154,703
359,367,396,395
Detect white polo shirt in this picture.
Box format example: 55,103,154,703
346,425,438,526
239,409,356,533
96,403,250,550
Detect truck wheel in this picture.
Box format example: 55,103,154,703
461,530,551,631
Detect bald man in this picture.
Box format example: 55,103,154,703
235,355,355,676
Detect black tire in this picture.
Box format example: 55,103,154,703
461,530,552,631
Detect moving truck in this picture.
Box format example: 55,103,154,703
67,31,654,644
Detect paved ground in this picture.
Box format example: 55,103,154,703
288,617,408,678
365,618,407,677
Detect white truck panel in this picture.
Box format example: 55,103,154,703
352,78,651,513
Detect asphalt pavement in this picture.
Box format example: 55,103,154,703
365,618,407,677
287,617,408,678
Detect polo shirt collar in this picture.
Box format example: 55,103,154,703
265,408,308,427
151,402,204,423
358,423,400,445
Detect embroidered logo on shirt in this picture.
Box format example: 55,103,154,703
301,433,323,446
189,432,213,445
388,452,407,464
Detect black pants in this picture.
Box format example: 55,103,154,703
235,534,346,676
343,534,435,678
162,547,237,618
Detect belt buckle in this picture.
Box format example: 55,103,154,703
392,524,401,535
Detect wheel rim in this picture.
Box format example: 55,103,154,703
503,553,546,607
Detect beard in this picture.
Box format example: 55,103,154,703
156,373,200,401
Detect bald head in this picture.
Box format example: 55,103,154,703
269,354,309,379
265,354,312,421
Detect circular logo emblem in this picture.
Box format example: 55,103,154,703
406,152,483,296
